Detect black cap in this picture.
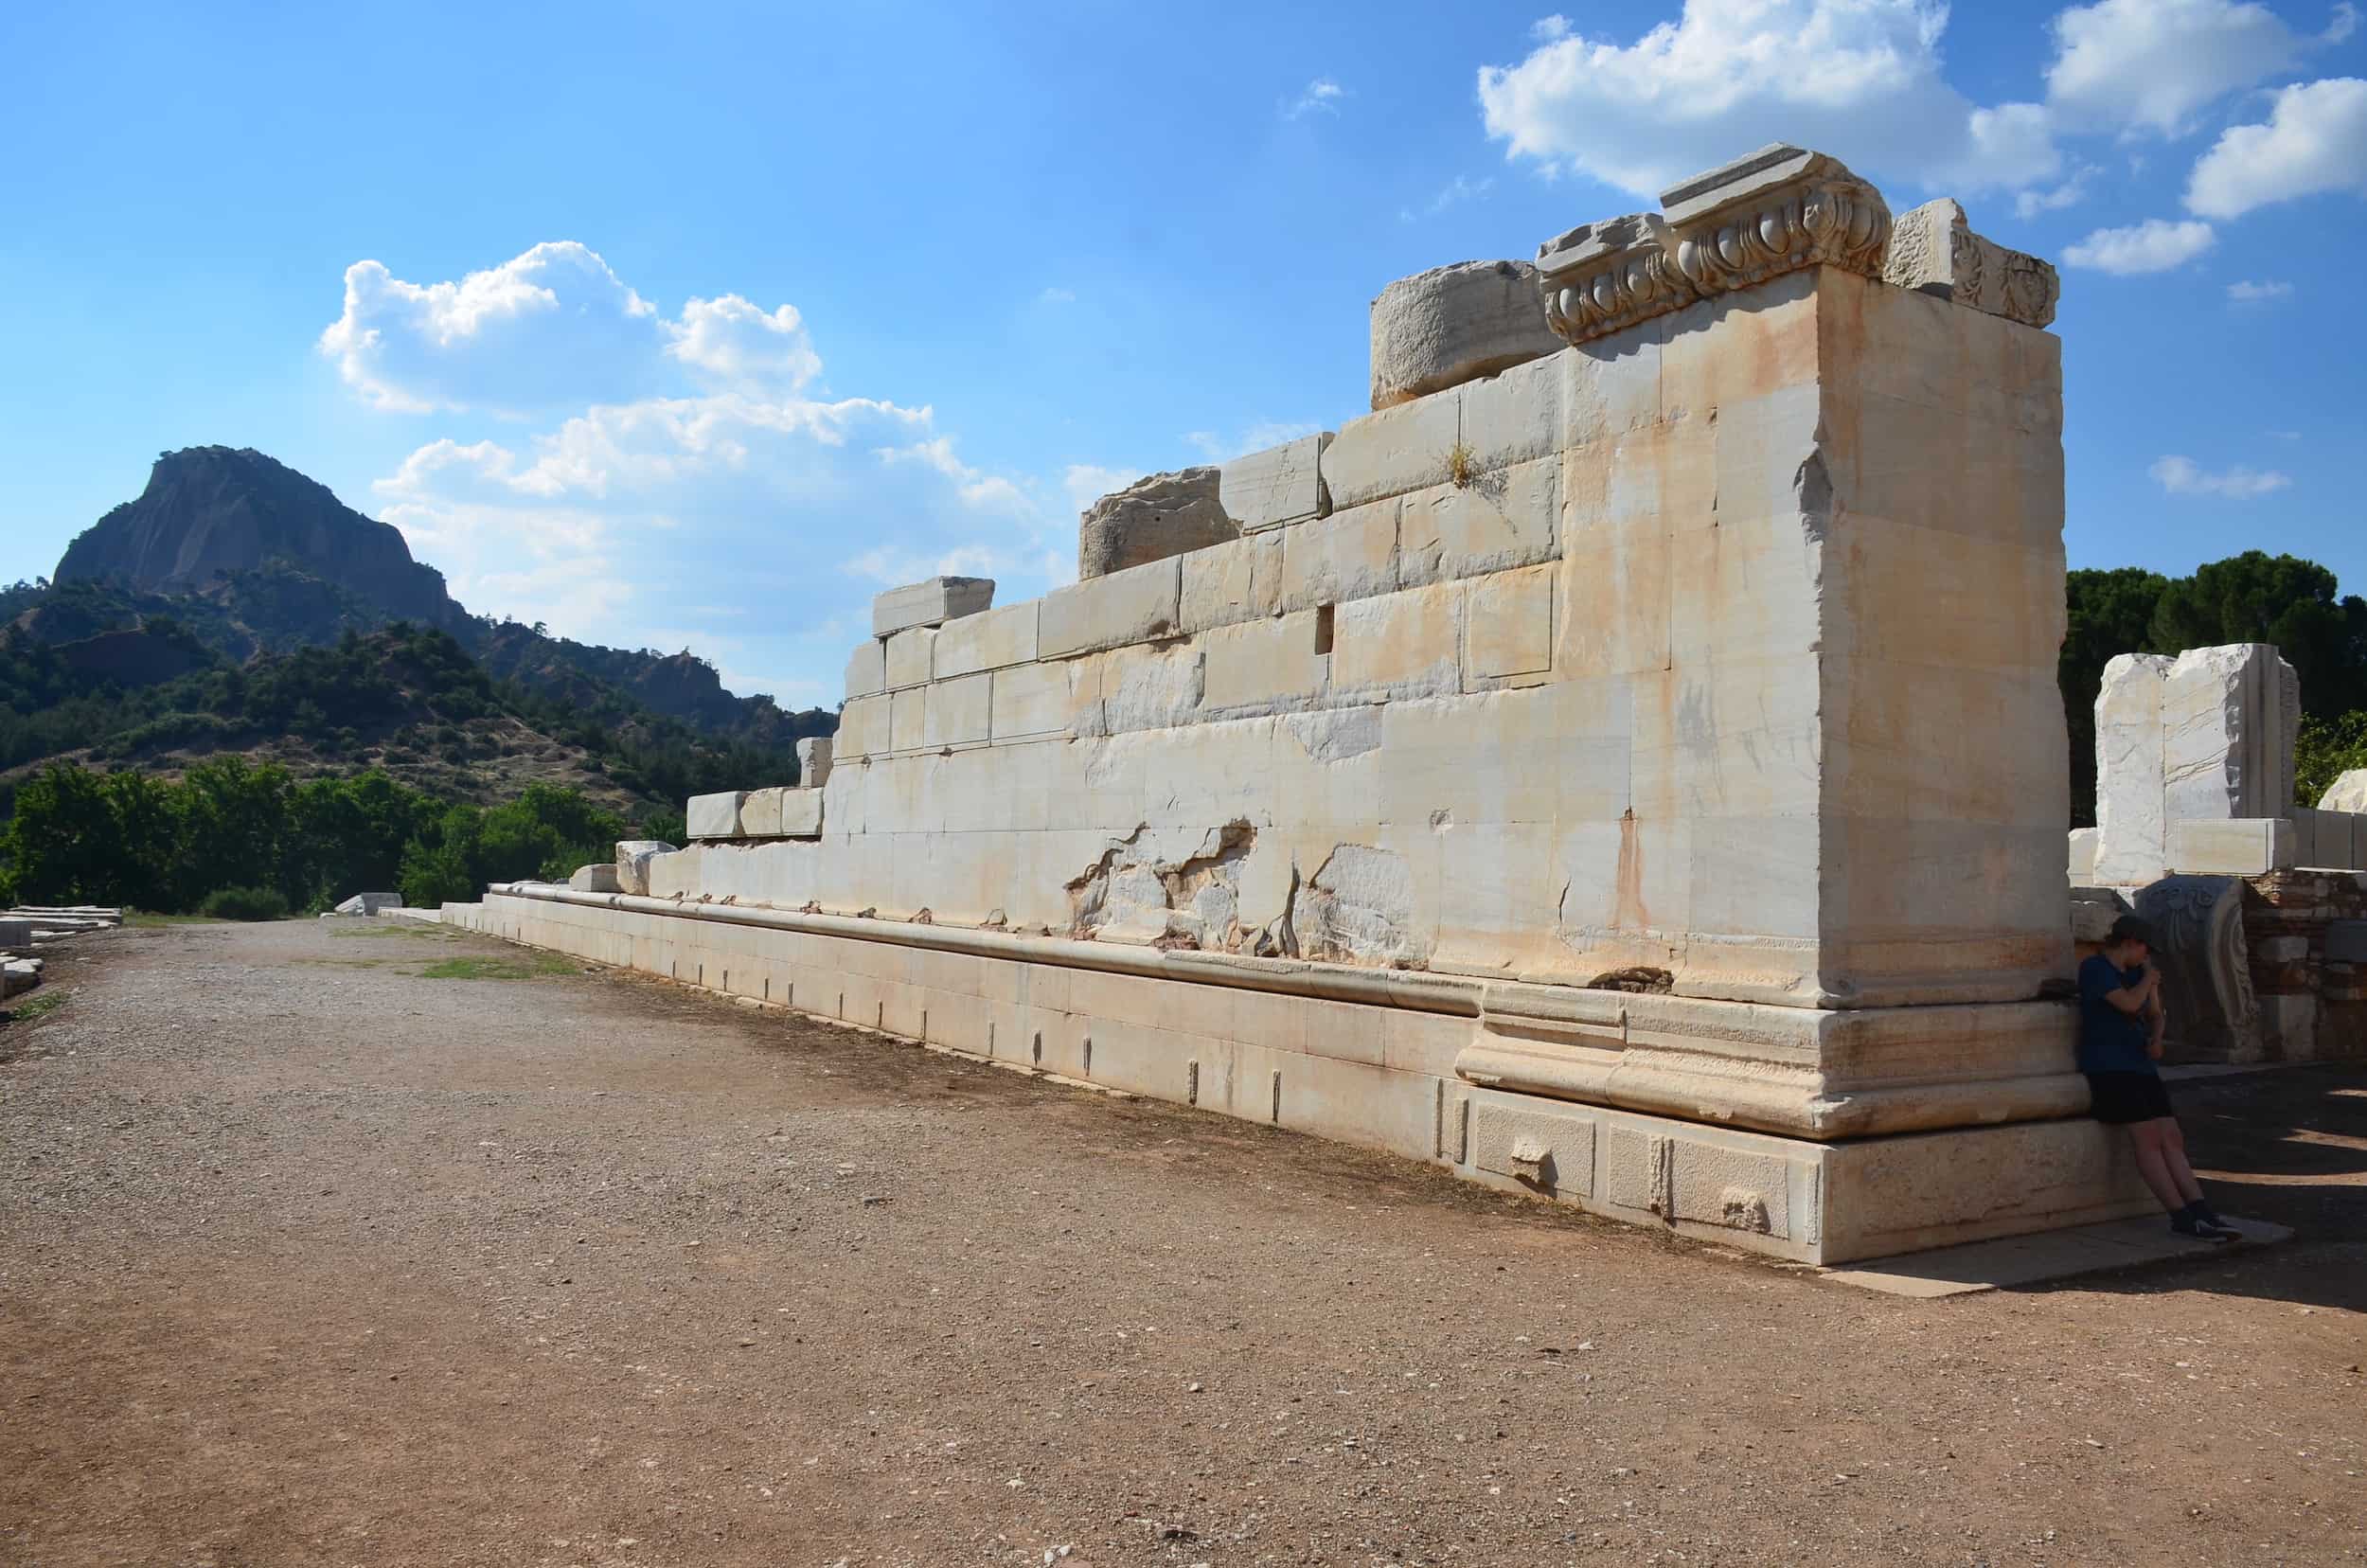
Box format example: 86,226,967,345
2107,914,2157,948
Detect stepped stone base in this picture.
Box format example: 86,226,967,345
446,886,2156,1265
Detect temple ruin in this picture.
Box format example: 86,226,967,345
438,144,2164,1265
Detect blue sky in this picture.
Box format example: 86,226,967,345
3,0,2360,707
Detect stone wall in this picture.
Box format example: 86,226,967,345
474,143,2153,1264
682,267,2070,1016
444,885,2153,1264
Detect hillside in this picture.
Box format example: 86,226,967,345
0,619,795,816
56,446,467,629
41,446,827,742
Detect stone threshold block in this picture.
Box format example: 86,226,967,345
466,883,2162,1264
873,576,994,637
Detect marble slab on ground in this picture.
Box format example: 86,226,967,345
1819,1214,2291,1297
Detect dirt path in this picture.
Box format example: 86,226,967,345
2,919,2362,1567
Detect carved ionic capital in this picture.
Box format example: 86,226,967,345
1534,145,1894,347
1535,213,1698,345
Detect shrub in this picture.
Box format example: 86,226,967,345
199,884,291,921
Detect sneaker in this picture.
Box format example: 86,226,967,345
2171,1212,2239,1243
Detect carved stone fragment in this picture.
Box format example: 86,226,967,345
1882,198,2060,328
1659,144,1892,294
2133,875,2262,1061
1536,144,1891,348
1535,213,1696,346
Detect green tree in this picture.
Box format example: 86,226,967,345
2147,551,2367,719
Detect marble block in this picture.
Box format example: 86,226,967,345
873,577,994,637
685,791,745,841
2167,817,2294,876
1219,433,1332,531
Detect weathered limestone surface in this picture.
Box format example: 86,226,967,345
569,863,623,894
2163,644,2299,821
2320,769,2367,813
872,577,993,637
685,792,744,842
796,737,834,789
1219,434,1332,532
1077,469,1237,580
614,840,678,898
1039,556,1182,656
1881,198,2059,328
456,144,2134,1262
1369,259,1561,411
2169,818,2294,877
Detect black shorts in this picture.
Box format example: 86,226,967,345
2087,1071,2174,1125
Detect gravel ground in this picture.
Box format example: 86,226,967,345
2,918,2362,1567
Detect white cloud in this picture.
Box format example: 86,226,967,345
2044,0,2324,137
337,242,1105,699
1037,286,1077,305
1062,463,1140,515
319,241,828,417
1283,78,1344,120
662,295,821,391
1476,0,2059,199
2149,454,2292,498
2013,164,2100,218
2186,77,2367,218
2061,218,2216,273
1399,174,1496,223
2227,278,2295,301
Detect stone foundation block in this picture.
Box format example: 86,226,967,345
1180,532,1285,633
1219,433,1332,531
1324,392,1462,510
883,627,934,690
837,695,888,760
1201,612,1328,714
796,738,833,788
991,660,1092,740
932,602,1039,679
1039,556,1181,657
685,791,745,841
923,671,993,748
1278,499,1399,613
1397,455,1558,587
845,640,885,700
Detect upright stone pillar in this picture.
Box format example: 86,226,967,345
1535,143,2070,1009
2091,643,2301,884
